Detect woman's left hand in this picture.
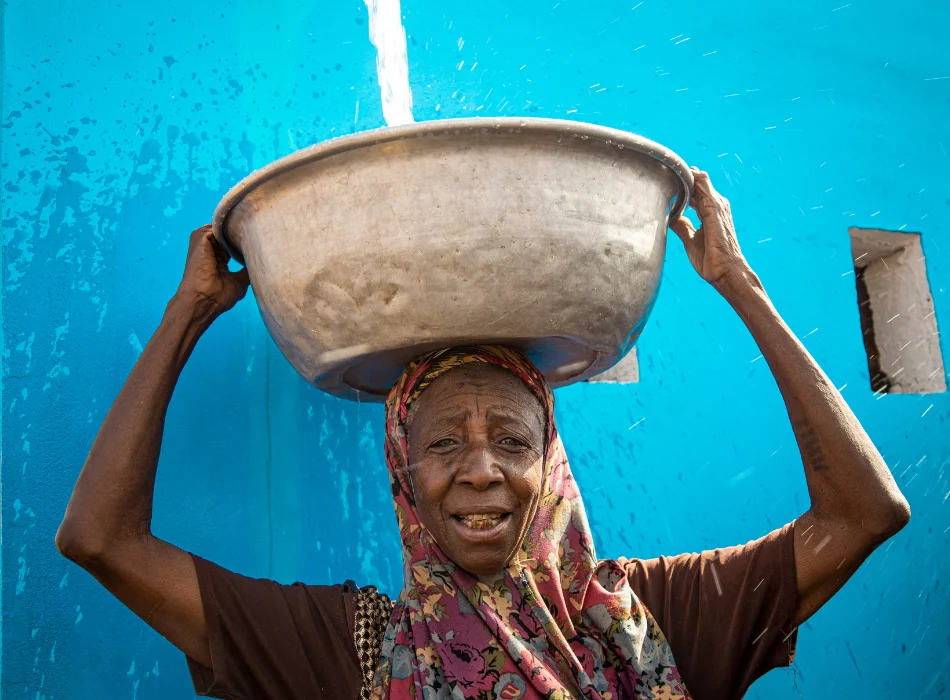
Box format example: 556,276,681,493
670,168,754,293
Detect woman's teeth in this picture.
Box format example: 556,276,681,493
457,513,505,530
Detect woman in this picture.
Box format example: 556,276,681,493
56,170,910,699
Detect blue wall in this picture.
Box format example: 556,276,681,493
3,0,948,697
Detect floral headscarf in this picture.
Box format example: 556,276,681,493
373,345,690,700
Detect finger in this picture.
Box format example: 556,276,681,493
190,223,212,242
233,266,250,290
186,225,210,257
224,267,251,303
690,168,717,204
687,169,710,208
688,169,725,218
207,230,232,263
692,169,731,212
669,215,696,244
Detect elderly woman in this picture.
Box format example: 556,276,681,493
57,170,910,700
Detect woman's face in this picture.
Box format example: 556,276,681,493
407,364,545,576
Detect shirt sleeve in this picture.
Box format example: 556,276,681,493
619,521,799,700
186,554,362,700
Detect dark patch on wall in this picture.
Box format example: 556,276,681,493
854,266,890,393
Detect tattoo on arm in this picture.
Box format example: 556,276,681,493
792,420,829,472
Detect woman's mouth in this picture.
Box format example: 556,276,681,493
451,513,511,539
455,513,506,529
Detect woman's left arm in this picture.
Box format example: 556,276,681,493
670,169,911,628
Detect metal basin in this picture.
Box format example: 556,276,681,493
213,117,692,401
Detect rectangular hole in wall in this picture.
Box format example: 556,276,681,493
848,227,946,394
587,347,639,383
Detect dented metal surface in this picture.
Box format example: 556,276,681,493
214,117,692,400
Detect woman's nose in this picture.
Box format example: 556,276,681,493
455,446,505,490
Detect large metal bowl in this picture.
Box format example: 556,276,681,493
213,117,692,401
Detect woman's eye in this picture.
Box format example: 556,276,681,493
429,438,457,450
499,436,527,449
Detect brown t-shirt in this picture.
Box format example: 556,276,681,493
187,522,798,700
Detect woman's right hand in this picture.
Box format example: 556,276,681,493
176,224,251,319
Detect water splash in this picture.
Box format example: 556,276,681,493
363,0,414,126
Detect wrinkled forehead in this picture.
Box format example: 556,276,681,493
405,362,545,434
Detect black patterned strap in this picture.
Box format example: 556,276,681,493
353,585,394,700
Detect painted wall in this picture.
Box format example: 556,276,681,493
3,0,948,697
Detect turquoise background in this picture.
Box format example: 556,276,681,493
3,0,948,697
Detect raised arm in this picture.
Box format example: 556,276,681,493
55,225,249,667
670,170,910,628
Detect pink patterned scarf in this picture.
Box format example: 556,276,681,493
373,345,690,700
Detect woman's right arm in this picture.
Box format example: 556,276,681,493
55,224,249,668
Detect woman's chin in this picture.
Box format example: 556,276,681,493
455,556,510,578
